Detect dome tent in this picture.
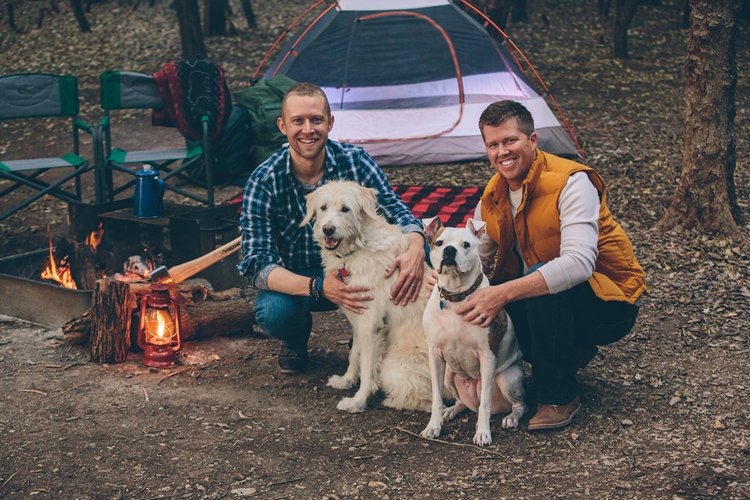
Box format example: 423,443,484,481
257,0,581,166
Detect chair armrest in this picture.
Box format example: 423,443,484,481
97,115,110,132
74,119,95,135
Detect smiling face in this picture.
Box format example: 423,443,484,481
278,92,334,169
424,217,486,278
482,117,538,191
301,181,381,252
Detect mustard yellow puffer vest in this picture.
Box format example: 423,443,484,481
480,150,646,304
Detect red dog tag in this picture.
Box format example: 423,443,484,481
337,268,350,281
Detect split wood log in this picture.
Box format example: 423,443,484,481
71,240,99,290
88,279,136,363
63,279,256,361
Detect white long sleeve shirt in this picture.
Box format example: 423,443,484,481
474,172,601,294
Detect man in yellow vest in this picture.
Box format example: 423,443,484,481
456,100,646,431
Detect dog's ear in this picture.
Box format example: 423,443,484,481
358,185,381,222
422,216,444,244
466,218,487,239
299,190,318,227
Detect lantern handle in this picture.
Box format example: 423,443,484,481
171,299,182,352
136,293,149,351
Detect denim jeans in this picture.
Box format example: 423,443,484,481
505,281,639,405
253,268,337,351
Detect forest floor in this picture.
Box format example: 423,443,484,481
1,0,749,498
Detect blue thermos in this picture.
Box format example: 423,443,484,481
133,165,165,218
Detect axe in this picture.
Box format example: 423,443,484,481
149,236,242,284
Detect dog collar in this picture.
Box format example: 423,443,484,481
334,247,357,260
438,273,484,303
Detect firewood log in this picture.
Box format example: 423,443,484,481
63,279,256,361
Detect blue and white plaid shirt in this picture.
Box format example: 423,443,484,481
238,140,423,289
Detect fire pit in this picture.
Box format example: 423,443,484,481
0,201,243,329
0,249,93,328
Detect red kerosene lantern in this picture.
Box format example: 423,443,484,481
137,283,182,368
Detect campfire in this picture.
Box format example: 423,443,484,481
40,243,77,289
39,223,156,290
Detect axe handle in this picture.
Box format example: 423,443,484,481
168,236,242,284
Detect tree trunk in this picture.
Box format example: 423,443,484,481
613,0,638,58
240,0,256,28
37,6,47,28
70,0,91,32
681,0,691,27
598,0,613,19
511,0,528,23
175,0,207,59
659,0,746,241
739,0,750,20
203,0,228,36
7,2,23,33
485,0,512,31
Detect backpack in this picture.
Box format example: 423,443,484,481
234,75,297,168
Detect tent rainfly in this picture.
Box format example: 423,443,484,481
258,0,581,166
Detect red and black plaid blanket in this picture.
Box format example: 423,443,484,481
392,185,481,228
228,185,482,227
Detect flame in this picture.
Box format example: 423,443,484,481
86,223,104,251
40,236,77,289
156,312,166,339
145,309,173,345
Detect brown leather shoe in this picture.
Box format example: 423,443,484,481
527,395,581,431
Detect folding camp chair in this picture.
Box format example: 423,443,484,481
0,73,95,222
97,71,215,207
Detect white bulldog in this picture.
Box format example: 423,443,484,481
420,217,526,446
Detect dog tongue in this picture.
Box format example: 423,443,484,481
325,237,339,248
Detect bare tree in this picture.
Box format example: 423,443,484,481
6,0,24,33
175,0,207,59
203,0,228,36
740,0,750,19
240,0,256,28
598,0,613,19
511,0,527,22
613,0,639,58
485,0,512,31
70,0,91,32
660,0,746,241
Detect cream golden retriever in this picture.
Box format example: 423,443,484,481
301,180,432,412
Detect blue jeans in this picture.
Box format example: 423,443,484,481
253,268,337,351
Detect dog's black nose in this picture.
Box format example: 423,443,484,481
323,225,336,236
443,245,457,258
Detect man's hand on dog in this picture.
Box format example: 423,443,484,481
456,285,506,327
323,270,373,314
385,233,426,306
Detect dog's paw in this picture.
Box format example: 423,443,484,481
420,423,442,439
443,404,464,422
336,397,367,413
473,429,492,446
502,413,520,429
327,374,356,390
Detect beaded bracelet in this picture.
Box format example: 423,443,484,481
308,276,316,298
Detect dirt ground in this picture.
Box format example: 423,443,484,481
1,0,750,498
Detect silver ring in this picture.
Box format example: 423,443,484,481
480,315,486,322
409,285,416,288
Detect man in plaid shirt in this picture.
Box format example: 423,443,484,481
238,83,426,374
